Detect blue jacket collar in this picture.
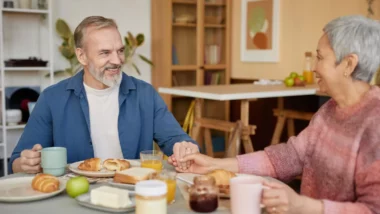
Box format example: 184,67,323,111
66,70,136,96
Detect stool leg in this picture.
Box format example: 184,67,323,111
204,128,214,157
271,116,286,145
287,118,295,137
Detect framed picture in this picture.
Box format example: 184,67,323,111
240,0,280,62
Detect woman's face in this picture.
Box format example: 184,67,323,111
314,34,348,94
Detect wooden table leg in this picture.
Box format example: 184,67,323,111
241,100,254,153
191,98,204,152
271,97,285,145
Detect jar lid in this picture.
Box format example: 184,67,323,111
135,180,167,197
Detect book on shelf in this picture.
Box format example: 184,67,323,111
205,72,222,85
172,45,179,65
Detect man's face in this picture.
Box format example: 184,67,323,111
81,26,125,87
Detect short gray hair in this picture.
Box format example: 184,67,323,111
323,15,380,82
74,16,118,48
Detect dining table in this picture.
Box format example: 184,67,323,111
0,160,280,214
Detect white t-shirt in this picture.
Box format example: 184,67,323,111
83,82,123,159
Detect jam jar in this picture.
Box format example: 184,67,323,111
189,175,219,213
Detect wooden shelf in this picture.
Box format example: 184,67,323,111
2,8,49,14
173,23,197,28
172,65,198,71
0,124,26,130
203,64,226,70
205,24,225,28
172,0,197,5
3,67,50,71
205,2,226,6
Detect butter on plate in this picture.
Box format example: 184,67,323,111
90,186,132,209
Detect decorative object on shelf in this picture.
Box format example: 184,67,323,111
124,32,153,75
240,0,280,62
205,45,221,64
50,19,81,77
5,86,40,123
174,14,196,24
5,109,22,126
205,15,224,25
3,0,15,8
27,102,36,114
37,0,47,9
18,0,31,9
4,57,48,67
366,0,375,18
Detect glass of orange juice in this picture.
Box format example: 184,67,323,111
156,169,176,204
140,150,163,171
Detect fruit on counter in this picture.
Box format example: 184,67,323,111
66,176,90,198
284,72,306,87
284,77,295,87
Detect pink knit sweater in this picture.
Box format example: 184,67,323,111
237,86,380,214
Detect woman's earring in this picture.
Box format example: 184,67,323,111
344,72,348,77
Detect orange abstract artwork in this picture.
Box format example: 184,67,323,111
246,0,273,50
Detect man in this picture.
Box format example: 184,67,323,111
9,16,199,174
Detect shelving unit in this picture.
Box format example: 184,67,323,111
0,0,54,176
152,0,231,154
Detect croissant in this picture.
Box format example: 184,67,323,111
31,173,60,193
103,159,130,171
78,158,101,171
207,169,237,195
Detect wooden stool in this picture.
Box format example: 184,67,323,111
270,109,315,145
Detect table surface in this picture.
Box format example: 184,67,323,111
158,83,321,101
0,162,234,214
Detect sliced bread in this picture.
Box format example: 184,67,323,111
113,167,156,184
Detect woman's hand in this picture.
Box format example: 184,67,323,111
170,152,216,174
168,141,199,170
262,180,304,214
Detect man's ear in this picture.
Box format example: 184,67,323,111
75,48,88,66
343,54,359,76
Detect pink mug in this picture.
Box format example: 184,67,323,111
230,176,268,214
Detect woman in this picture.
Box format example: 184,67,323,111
168,15,380,214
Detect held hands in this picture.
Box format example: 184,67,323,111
168,141,199,171
169,152,214,174
19,144,42,174
262,180,305,214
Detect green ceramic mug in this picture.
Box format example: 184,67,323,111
40,147,67,176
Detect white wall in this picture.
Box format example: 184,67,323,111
53,0,152,83
1,0,151,159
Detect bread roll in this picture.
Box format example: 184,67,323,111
207,169,236,195
113,167,156,184
103,159,130,171
31,173,60,193
78,158,101,171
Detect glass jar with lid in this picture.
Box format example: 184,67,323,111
135,180,167,214
189,175,219,213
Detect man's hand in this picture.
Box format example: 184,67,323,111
17,144,42,174
169,141,199,170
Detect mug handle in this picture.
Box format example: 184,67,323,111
260,186,271,208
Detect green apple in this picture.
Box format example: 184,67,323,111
66,176,89,198
284,77,294,87
289,72,298,79
298,75,305,82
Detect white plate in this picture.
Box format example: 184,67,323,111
107,181,136,190
76,191,136,213
68,159,141,178
0,177,66,202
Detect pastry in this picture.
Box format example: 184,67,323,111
103,159,131,171
31,173,60,193
207,169,237,195
78,158,102,171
